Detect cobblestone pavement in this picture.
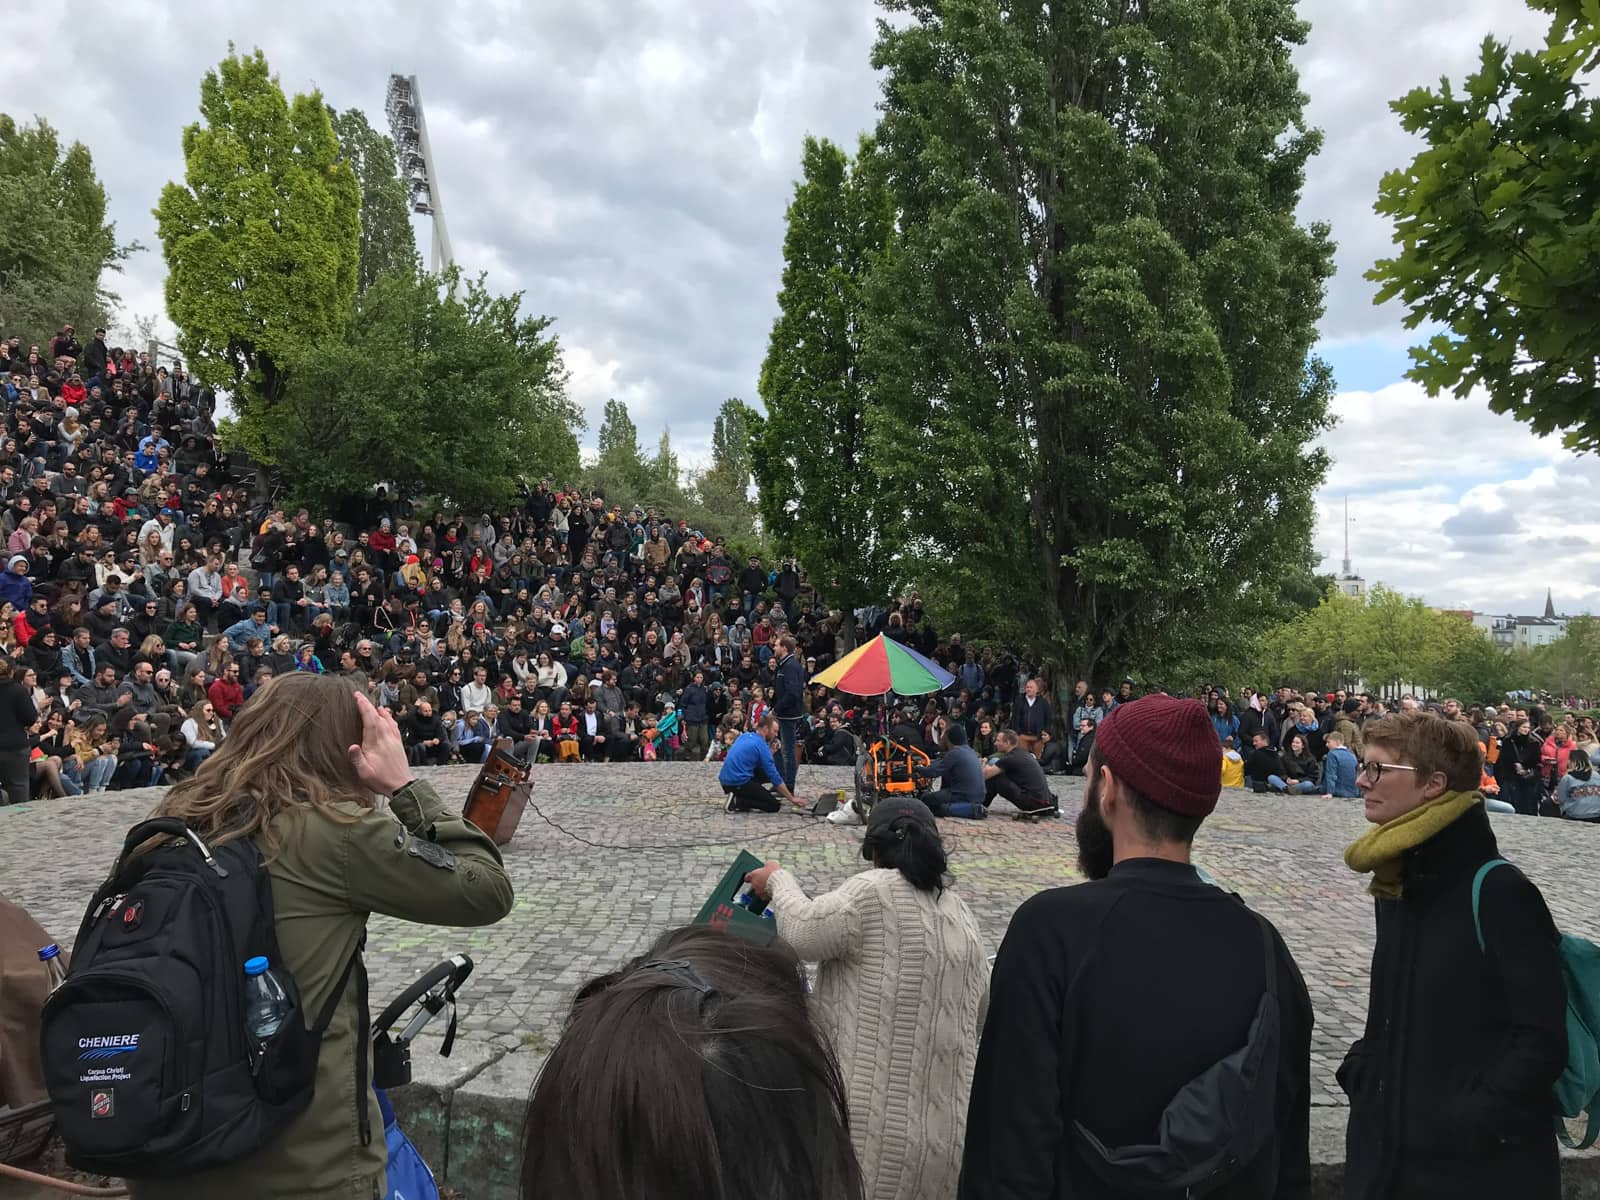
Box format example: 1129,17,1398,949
4,764,1597,1106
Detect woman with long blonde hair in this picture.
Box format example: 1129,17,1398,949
133,675,514,1200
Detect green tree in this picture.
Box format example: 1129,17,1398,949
1529,614,1600,698
1369,2,1600,449
648,427,679,491
592,398,647,497
331,107,418,294
253,268,578,511
862,0,1335,685
690,398,761,543
155,47,359,424
754,135,898,639
1436,628,1524,705
0,114,131,344
708,398,757,494
1262,588,1366,690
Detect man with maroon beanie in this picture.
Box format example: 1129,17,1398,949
960,694,1313,1200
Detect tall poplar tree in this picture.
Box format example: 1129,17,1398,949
155,47,359,423
754,136,897,634
331,107,418,293
864,0,1336,682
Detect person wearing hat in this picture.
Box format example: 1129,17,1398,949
913,722,988,819
745,796,988,1200
961,694,1313,1200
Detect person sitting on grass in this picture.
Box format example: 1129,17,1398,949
719,714,801,813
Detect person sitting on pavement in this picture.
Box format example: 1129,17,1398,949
1243,730,1284,792
1556,747,1600,822
1320,730,1361,799
720,714,802,812
519,925,862,1200
744,796,989,1200
1270,733,1321,795
913,722,988,819
982,728,1059,817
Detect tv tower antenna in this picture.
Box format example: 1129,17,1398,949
385,74,454,273
1341,495,1354,578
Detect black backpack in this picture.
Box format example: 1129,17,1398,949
1070,914,1283,1197
39,817,362,1179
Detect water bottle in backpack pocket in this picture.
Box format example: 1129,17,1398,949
38,818,362,1179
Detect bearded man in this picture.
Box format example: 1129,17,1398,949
960,695,1314,1200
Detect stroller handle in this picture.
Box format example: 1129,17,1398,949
373,954,474,1036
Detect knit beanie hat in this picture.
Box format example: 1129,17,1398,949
1095,694,1221,819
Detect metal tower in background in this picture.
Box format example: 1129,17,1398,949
385,74,454,273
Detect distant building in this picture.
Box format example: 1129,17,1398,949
1471,590,1569,649
1337,568,1366,601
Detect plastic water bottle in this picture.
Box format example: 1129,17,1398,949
38,944,66,993
243,956,292,1042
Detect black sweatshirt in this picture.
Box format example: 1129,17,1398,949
960,859,1313,1200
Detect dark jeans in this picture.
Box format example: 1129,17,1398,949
724,779,781,812
408,742,451,767
777,717,800,792
458,742,490,764
0,749,30,805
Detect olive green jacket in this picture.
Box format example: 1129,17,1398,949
131,778,514,1200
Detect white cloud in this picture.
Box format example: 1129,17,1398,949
1313,383,1600,615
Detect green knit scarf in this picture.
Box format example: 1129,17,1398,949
1343,789,1483,899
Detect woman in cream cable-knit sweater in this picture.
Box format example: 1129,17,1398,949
746,796,989,1200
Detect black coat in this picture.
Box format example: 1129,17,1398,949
1338,803,1566,1200
960,859,1313,1200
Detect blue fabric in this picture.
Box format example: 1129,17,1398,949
1210,712,1239,744
1320,746,1360,797
376,1088,439,1200
719,730,784,789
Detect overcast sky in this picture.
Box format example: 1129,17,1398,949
2,0,1576,616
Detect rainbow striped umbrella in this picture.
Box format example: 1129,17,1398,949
808,634,955,697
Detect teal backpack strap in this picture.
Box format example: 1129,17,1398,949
1470,859,1511,953
1558,1105,1600,1151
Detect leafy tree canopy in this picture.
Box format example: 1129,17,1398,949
861,0,1335,683
0,114,132,345
155,46,359,412
238,267,579,512
1369,0,1600,448
754,135,898,625
331,107,418,294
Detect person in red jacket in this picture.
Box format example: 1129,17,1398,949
1540,722,1573,797
551,701,581,763
207,661,245,721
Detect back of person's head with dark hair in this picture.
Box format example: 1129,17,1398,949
521,926,862,1200
1121,778,1204,846
863,812,950,893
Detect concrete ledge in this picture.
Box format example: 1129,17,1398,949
385,1074,1597,1200
386,1038,547,1198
